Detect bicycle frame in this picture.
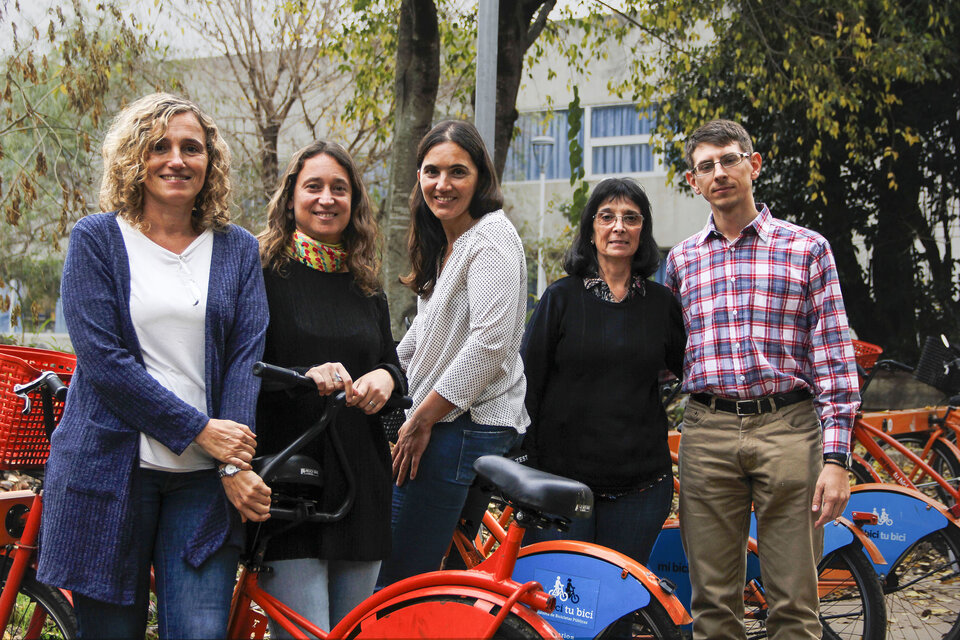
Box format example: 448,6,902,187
227,516,560,639
852,418,960,513
0,488,72,634
0,370,73,636
451,501,692,635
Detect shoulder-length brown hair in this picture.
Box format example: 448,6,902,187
99,93,232,231
258,140,382,295
401,120,503,298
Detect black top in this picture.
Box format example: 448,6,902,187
255,262,401,561
520,276,686,492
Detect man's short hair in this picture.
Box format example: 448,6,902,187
684,120,754,169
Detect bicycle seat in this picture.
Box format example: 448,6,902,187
252,453,323,490
473,455,593,522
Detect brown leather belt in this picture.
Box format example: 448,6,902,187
690,389,812,416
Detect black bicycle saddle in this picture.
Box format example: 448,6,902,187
473,455,593,522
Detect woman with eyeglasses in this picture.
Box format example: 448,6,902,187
520,177,686,566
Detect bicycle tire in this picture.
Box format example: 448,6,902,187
597,598,682,640
0,565,77,639
743,546,885,640
818,546,885,640
849,457,879,487
879,433,960,506
883,525,960,640
347,594,546,639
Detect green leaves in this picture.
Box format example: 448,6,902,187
606,0,959,354
564,87,589,225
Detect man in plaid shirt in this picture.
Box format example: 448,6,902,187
665,120,860,639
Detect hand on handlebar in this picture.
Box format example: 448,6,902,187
347,368,395,415
305,362,353,398
221,470,272,523
195,419,257,469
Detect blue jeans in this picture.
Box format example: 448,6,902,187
377,413,517,587
522,473,673,565
74,469,240,639
259,558,380,637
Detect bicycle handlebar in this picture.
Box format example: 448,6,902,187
12,371,68,442
253,361,412,410
872,359,914,373
13,370,68,406
859,358,915,396
251,361,411,524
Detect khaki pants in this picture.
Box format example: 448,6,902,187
678,398,824,640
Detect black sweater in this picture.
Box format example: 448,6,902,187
520,276,686,492
255,262,401,561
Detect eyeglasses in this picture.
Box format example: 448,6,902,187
692,152,751,176
178,257,203,307
594,212,643,228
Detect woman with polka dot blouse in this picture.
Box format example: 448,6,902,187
376,120,529,586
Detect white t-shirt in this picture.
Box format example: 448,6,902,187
117,217,214,471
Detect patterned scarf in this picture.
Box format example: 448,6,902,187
288,229,348,272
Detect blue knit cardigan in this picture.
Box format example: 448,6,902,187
36,213,268,605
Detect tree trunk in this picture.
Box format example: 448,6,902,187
871,142,923,357
817,157,876,344
491,1,556,179
382,0,440,338
258,120,281,199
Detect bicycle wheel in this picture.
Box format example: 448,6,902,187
883,525,960,640
0,566,77,639
597,598,682,640
348,594,547,639
743,546,885,640
849,457,879,487
818,546,885,640
879,434,960,506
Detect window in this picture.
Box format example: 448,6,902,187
503,110,580,182
504,103,661,183
589,104,658,175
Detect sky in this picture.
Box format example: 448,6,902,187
2,0,613,56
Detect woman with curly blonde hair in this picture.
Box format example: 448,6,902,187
39,93,271,639
253,140,405,637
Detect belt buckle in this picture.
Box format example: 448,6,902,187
736,399,761,416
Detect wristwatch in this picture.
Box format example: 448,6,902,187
823,452,851,470
218,463,241,478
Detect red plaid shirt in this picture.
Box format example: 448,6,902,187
664,205,860,454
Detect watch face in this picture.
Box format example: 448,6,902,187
221,464,240,477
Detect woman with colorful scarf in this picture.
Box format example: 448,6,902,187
254,141,405,638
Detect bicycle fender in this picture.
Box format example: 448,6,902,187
831,516,887,565
515,540,691,638
845,484,953,577
341,583,561,639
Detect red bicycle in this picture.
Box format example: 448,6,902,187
227,362,601,639
0,346,78,638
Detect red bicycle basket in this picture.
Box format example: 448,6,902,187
852,340,883,373
0,346,76,469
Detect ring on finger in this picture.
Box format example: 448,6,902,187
367,400,376,407
333,372,342,383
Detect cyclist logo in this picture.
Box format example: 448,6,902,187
872,507,894,526
565,578,580,604
550,576,568,602
549,576,581,605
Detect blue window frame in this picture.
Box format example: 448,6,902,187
504,103,660,183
